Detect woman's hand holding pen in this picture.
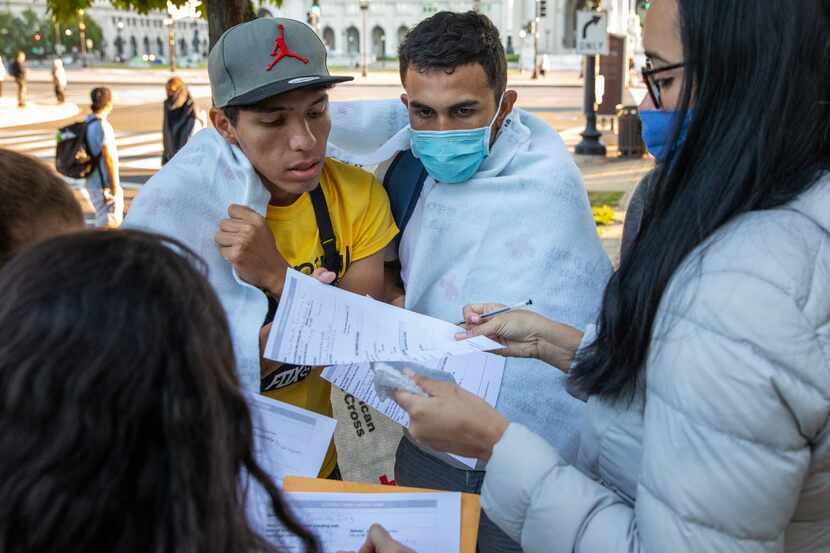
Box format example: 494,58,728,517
457,304,585,373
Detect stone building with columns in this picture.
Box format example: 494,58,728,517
4,0,639,68
259,0,640,68
258,0,507,67
4,0,208,63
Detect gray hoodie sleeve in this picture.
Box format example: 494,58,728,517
619,171,654,263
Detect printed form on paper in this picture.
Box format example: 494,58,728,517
248,392,337,483
264,269,501,366
321,353,505,468
271,491,462,553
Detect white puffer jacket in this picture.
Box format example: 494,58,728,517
481,176,830,552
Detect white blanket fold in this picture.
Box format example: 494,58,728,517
328,101,613,461
125,129,271,391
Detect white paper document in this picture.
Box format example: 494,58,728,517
271,491,462,553
248,393,337,483
321,352,506,468
264,269,501,366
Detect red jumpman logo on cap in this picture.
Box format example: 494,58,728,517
266,23,310,70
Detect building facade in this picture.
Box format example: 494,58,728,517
4,0,208,63
259,0,507,67
3,0,638,67
259,0,639,67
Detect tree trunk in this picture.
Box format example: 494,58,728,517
205,0,256,49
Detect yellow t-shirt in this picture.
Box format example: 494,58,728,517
263,158,398,478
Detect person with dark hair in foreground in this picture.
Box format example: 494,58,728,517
327,11,610,552
0,149,83,267
0,230,408,553
391,1,830,551
0,230,317,553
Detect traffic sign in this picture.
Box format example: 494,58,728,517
576,10,609,55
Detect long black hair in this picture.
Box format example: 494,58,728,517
0,230,319,553
571,1,830,399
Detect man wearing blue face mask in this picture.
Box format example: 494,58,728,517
326,11,612,552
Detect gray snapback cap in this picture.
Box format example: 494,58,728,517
208,17,352,108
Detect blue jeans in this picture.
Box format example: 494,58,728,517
394,436,522,553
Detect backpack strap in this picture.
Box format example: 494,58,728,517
309,185,343,278
81,117,104,180
383,150,428,239
262,185,340,328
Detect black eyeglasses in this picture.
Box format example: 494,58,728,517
641,60,684,110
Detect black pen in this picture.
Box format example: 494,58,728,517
455,299,533,326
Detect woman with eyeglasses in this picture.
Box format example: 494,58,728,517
621,11,689,261
390,2,830,552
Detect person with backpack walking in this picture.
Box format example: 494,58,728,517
52,59,67,104
10,52,27,108
84,87,122,227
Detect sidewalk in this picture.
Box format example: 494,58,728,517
23,67,583,88
0,98,79,128
535,110,655,262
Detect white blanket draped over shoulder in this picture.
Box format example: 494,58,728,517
124,129,271,391
328,100,613,461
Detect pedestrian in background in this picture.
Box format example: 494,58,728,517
10,52,27,108
84,87,123,227
51,58,67,104
0,56,6,97
161,76,204,164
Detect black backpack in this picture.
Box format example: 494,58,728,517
55,119,100,179
382,149,429,246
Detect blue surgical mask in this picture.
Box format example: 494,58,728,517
640,109,694,162
409,94,505,184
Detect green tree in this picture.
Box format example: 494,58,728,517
0,11,27,59
0,9,102,60
50,12,105,58
46,0,282,50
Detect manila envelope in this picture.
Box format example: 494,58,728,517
283,476,480,553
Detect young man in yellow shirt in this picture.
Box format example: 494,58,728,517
208,18,398,478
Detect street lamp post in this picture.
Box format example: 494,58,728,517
165,18,177,71
531,18,539,79
359,0,369,78
575,0,607,156
115,20,124,62
78,9,87,68
166,0,201,72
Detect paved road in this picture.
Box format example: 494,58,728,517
2,81,585,182
2,80,652,259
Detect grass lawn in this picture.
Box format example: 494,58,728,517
588,191,624,208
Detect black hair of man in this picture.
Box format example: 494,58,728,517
90,87,112,113
398,11,507,103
